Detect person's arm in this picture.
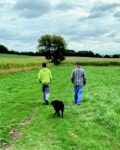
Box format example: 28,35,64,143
49,70,52,83
38,70,41,83
71,71,74,83
83,71,86,86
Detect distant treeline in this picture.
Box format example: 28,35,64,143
64,49,120,58
0,44,120,58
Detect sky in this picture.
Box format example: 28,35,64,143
0,0,120,55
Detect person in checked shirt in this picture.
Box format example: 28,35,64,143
71,62,86,105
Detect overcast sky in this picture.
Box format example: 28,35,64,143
0,0,120,55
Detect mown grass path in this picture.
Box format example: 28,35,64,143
0,66,120,150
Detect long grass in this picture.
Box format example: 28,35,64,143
63,57,120,66
0,57,46,72
0,66,120,149
0,55,120,72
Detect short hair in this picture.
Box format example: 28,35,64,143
76,62,80,65
42,63,46,67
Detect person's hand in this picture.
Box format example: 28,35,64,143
71,77,74,83
83,80,86,86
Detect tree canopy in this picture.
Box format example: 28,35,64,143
0,45,9,53
38,35,67,64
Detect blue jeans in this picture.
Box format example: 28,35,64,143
42,84,50,101
74,85,83,104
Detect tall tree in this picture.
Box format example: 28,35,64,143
38,35,66,64
0,45,9,53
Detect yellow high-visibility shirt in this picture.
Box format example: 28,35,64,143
38,68,52,84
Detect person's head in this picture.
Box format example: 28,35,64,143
76,62,81,68
42,63,46,68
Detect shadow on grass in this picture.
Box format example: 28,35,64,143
48,114,64,120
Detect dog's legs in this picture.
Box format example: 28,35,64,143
61,110,64,118
57,111,60,117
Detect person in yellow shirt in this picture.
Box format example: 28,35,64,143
38,63,52,105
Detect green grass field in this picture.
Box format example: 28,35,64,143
0,65,120,150
0,54,33,58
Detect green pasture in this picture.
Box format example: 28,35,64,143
0,65,120,150
0,54,33,58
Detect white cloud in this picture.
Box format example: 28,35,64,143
0,0,120,54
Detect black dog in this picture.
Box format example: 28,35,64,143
51,100,64,118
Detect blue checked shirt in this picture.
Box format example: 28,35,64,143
71,68,86,86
